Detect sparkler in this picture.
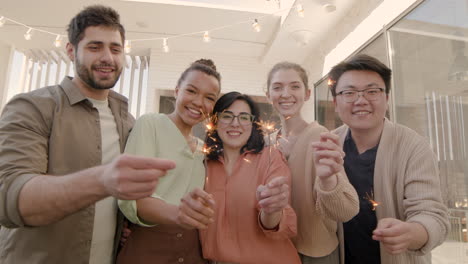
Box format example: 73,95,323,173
198,107,219,187
256,119,280,178
365,191,380,211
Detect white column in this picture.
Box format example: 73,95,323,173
0,42,14,110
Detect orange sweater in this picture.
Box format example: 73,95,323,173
200,147,300,264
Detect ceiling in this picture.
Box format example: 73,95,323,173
0,0,383,64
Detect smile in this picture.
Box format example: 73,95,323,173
353,111,371,115
187,107,202,117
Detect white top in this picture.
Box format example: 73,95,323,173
87,97,120,264
118,113,206,227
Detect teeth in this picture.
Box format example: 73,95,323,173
354,111,370,115
227,132,240,136
188,108,201,115
97,68,113,72
280,102,294,106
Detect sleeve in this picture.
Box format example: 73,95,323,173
314,168,359,222
258,147,297,240
403,139,449,255
118,114,158,227
0,95,52,228
308,126,359,222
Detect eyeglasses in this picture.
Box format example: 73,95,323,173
218,112,254,125
336,88,384,103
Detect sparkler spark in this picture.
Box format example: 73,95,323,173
243,158,251,163
206,123,214,131
256,120,276,134
365,191,380,211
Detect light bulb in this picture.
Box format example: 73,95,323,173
296,4,305,17
124,40,131,54
163,38,169,53
252,19,261,32
203,31,211,43
54,35,62,47
24,28,33,40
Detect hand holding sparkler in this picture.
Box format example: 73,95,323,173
372,218,429,254
177,188,215,230
311,132,345,191
256,176,289,229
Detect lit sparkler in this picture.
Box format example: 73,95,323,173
365,191,380,211
256,119,280,178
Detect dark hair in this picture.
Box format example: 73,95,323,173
67,5,125,46
267,61,309,91
328,54,392,96
176,59,221,90
205,92,264,160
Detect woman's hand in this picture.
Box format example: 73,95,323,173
256,176,289,229
311,132,345,190
177,188,215,230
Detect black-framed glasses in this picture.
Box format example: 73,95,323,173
218,112,254,125
336,88,385,103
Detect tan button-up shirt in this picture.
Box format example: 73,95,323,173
0,77,134,264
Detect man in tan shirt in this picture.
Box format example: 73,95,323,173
329,54,448,264
0,5,175,264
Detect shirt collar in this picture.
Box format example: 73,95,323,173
60,77,87,105
60,76,129,106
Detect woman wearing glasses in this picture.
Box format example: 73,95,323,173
196,92,301,264
265,62,359,264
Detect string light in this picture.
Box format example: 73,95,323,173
124,40,131,53
252,19,261,32
162,38,169,53
54,35,62,47
0,3,310,49
296,4,305,17
203,31,211,43
24,28,33,40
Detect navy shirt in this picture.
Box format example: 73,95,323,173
343,131,381,264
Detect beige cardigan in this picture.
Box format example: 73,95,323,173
272,122,359,257
334,119,449,264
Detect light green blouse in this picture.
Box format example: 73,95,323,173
118,113,206,226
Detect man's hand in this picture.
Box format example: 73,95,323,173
177,188,215,230
311,132,345,190
372,218,428,254
100,154,176,200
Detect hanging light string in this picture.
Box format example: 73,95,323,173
0,3,309,51
129,3,303,43
0,16,65,41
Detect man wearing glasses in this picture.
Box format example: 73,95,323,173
328,54,448,264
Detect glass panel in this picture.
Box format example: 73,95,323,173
315,77,342,130
389,0,468,262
